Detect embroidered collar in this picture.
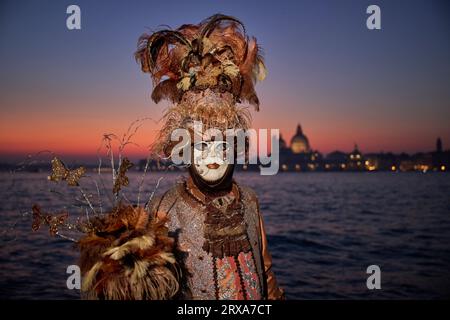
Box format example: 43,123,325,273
185,176,241,205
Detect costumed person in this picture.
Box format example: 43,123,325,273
133,14,285,300
72,13,283,301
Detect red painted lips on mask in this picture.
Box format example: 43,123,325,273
207,163,220,169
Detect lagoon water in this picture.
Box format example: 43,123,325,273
0,171,449,299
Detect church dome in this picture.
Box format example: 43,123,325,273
290,124,310,154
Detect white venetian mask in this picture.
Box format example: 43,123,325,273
193,140,231,182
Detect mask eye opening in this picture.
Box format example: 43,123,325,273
214,141,230,153
193,141,209,152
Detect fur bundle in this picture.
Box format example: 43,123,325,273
78,204,180,300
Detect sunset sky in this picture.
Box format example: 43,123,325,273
0,0,449,163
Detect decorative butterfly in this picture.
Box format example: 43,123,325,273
113,157,134,194
48,157,86,186
32,204,69,236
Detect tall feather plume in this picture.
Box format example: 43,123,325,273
135,29,193,103
239,37,266,111
197,14,246,55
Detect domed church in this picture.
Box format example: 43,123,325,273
277,123,322,171
290,124,311,154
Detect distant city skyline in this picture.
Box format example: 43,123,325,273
278,123,447,154
1,0,449,163
0,121,446,165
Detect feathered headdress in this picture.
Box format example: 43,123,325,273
135,13,266,109
135,14,266,156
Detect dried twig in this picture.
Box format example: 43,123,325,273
137,153,153,207
144,176,164,211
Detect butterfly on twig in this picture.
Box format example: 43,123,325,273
113,157,134,194
48,157,86,186
31,204,69,236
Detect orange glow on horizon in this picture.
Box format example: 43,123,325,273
0,97,447,161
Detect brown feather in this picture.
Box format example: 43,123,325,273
199,14,246,41
151,79,181,103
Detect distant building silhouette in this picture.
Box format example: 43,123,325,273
290,124,311,154
432,137,447,171
277,123,322,171
347,144,364,171
436,137,443,153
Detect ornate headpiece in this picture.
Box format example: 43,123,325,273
135,14,266,155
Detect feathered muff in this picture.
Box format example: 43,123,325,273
135,14,266,156
78,204,180,300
